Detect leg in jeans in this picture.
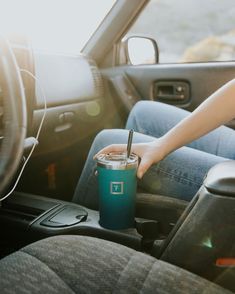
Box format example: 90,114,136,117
73,101,235,208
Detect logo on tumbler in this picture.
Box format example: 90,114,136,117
110,182,124,195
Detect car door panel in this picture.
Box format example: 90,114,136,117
102,62,235,112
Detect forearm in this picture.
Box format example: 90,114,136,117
160,79,235,156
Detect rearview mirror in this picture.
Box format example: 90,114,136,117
126,36,159,65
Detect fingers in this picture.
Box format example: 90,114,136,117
137,156,153,179
94,144,127,159
93,142,155,179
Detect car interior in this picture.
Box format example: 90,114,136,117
0,0,234,293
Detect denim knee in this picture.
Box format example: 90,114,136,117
92,129,129,150
127,101,164,132
128,101,154,120
129,101,178,120
94,129,114,144
127,101,150,130
126,101,190,137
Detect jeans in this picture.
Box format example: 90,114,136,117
73,101,235,209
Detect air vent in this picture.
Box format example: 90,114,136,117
86,57,104,98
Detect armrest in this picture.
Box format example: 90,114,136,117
205,160,235,197
158,161,235,292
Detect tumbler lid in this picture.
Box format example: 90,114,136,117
96,152,138,170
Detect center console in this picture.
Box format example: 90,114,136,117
0,193,141,253
0,161,235,292
0,191,186,259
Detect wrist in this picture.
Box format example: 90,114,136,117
151,137,171,159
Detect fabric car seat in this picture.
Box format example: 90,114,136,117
0,235,232,293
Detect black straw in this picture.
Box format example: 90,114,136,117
127,129,134,159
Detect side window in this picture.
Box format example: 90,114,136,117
125,0,235,63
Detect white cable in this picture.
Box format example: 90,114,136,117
20,69,47,141
0,69,47,201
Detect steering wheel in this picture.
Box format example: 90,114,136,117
0,36,27,197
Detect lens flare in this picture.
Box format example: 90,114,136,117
85,101,101,117
201,236,213,248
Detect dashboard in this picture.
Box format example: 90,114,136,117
31,51,105,155
34,53,104,109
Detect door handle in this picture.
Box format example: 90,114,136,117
153,81,190,103
156,93,185,101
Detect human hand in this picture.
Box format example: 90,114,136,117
94,139,167,179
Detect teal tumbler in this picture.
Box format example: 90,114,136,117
97,152,138,230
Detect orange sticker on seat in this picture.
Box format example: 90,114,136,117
216,258,235,267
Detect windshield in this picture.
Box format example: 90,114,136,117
0,0,116,54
